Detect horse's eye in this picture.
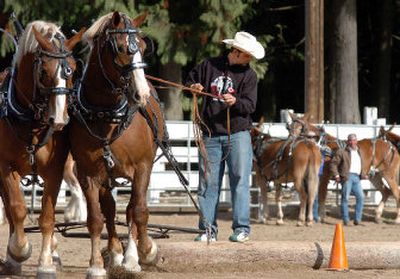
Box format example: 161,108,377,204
117,46,124,53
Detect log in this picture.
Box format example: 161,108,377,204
152,241,400,271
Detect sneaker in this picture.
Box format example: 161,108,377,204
229,231,250,243
194,233,216,242
354,220,365,226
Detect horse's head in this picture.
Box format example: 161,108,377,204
15,21,84,130
85,11,150,107
286,112,315,137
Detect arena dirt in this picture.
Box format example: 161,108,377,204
1,205,400,278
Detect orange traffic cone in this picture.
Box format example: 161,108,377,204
328,223,349,271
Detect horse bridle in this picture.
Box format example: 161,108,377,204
33,33,74,98
97,15,147,97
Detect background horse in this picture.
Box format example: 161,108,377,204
251,119,321,226
0,21,83,277
63,153,87,223
69,12,165,277
288,113,400,224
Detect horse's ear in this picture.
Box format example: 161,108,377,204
378,126,385,137
132,11,148,27
388,124,395,132
32,26,53,52
304,112,313,122
112,11,122,27
65,28,86,51
257,116,265,128
288,111,297,121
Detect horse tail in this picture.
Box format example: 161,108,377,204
306,144,321,201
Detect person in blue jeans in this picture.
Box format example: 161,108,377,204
330,134,367,226
186,31,265,242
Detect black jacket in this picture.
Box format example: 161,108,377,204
186,55,258,135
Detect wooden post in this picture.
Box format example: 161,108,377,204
305,0,324,122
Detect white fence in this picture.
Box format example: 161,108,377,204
22,121,399,214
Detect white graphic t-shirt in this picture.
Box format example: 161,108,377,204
210,75,236,102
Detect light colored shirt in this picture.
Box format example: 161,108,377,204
349,149,361,175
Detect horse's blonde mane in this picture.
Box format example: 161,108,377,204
14,20,62,67
84,12,121,45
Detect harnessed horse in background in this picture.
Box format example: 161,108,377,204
288,113,400,224
69,12,166,277
0,21,83,277
62,153,87,223
251,118,321,226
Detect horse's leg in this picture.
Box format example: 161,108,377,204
318,164,330,223
382,175,400,224
64,159,87,223
37,172,64,278
369,174,389,223
0,170,30,275
295,178,307,227
0,197,6,225
306,174,319,227
255,167,269,224
99,187,124,267
275,184,284,225
124,164,156,272
82,177,107,278
50,234,62,270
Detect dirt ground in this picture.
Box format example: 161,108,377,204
1,205,400,278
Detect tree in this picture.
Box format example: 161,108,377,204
326,0,360,123
141,0,267,120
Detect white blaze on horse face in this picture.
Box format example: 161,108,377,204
131,49,150,106
48,67,69,130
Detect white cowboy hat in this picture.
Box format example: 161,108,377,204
222,31,265,60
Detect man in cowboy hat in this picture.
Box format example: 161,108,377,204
186,31,265,243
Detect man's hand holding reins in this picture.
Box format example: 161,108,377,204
223,93,236,106
190,83,204,92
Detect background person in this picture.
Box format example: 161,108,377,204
330,133,367,226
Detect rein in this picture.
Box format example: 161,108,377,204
145,74,232,169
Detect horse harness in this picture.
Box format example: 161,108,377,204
253,133,313,187
0,33,75,187
369,138,397,177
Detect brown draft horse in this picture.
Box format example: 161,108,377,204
0,21,83,277
69,12,165,277
251,119,321,226
288,113,400,224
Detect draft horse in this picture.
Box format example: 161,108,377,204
0,21,83,277
251,119,321,226
288,113,400,224
69,12,166,277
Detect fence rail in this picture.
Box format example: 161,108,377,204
21,121,399,218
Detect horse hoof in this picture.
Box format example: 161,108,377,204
86,267,107,279
122,262,141,273
140,238,158,265
276,220,284,226
296,221,305,227
7,242,32,262
375,218,383,224
394,219,400,225
37,265,57,279
0,258,22,275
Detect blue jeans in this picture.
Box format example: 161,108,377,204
341,173,364,223
198,130,252,236
313,193,319,222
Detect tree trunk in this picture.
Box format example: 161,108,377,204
327,0,360,124
372,0,393,118
159,62,183,120
305,0,324,123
